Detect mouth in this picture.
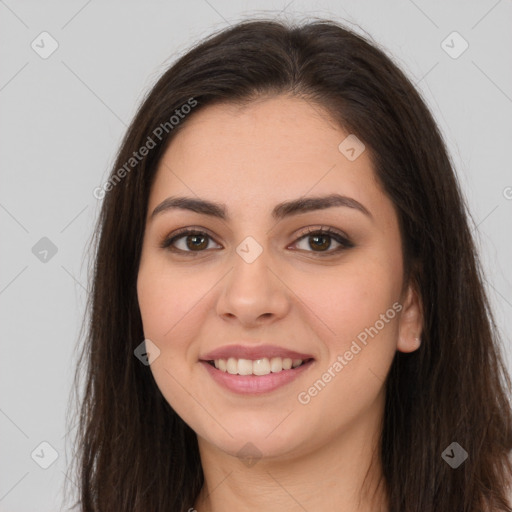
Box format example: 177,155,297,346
199,357,315,395
202,357,315,376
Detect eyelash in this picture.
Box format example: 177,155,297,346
159,226,354,257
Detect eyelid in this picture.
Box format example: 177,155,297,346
292,225,353,247
159,226,221,252
160,225,354,255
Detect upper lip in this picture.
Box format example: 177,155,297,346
200,344,314,361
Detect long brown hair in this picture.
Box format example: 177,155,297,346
65,18,512,511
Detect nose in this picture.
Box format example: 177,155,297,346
215,243,291,328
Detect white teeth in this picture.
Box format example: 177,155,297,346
213,356,306,375
226,357,238,374
238,359,253,376
253,358,270,376
269,357,282,373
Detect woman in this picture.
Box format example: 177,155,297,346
67,18,512,511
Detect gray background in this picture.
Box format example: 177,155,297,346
1,1,511,510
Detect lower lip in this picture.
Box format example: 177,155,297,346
199,360,314,394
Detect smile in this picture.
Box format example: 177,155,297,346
200,358,315,394
207,356,312,375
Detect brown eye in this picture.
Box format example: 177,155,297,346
184,233,209,251
308,233,331,251
160,226,354,257
161,230,221,253
292,227,354,255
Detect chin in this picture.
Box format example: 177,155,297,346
195,416,312,462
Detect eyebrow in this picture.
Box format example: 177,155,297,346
150,193,373,222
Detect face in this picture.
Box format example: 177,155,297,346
137,95,422,461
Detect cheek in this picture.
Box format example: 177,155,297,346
137,274,172,339
136,256,216,406
293,271,401,424
137,262,201,415
296,259,401,349
137,259,198,341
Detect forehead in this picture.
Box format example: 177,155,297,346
160,96,359,173
148,96,391,225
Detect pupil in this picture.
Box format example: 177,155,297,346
187,234,208,250
311,234,330,251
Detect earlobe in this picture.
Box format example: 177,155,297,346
397,282,423,354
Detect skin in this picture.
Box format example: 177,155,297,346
137,95,423,512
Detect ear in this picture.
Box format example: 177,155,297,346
397,281,423,353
